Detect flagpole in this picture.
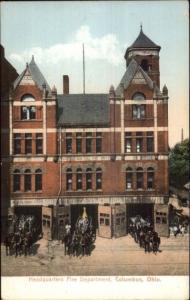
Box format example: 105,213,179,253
83,43,85,94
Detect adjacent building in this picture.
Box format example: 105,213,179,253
8,28,169,239
1,45,19,237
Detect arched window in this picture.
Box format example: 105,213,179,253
96,168,102,190
126,167,133,190
141,59,148,72
21,94,35,102
13,169,21,192
147,167,154,189
136,167,144,189
132,92,146,100
76,168,82,190
86,168,92,190
35,169,42,191
66,168,72,191
24,169,31,191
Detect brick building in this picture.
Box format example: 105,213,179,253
1,45,19,236
8,28,169,239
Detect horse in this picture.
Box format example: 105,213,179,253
151,232,161,254
4,233,14,256
12,232,22,257
139,229,145,248
70,231,80,257
144,231,151,253
63,232,72,256
80,233,87,257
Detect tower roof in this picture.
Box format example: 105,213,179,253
13,56,51,93
125,27,161,59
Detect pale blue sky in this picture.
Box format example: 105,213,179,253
1,1,189,146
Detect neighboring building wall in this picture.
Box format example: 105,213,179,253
1,45,18,236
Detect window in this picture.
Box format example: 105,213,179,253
13,169,21,192
132,105,145,119
136,132,143,153
86,168,92,190
66,133,72,154
96,133,102,153
66,168,72,191
147,167,154,189
21,106,36,120
25,133,32,154
96,168,102,190
35,169,42,191
125,133,132,153
86,133,92,153
147,132,154,152
100,213,110,226
126,167,133,190
76,133,82,153
132,92,146,100
21,94,35,102
136,167,143,189
141,59,148,72
36,133,43,154
156,212,167,224
76,168,82,190
24,169,31,191
13,134,21,154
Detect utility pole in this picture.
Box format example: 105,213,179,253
181,128,184,142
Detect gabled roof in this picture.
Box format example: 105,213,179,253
125,28,161,58
57,94,109,127
115,58,161,96
13,56,51,93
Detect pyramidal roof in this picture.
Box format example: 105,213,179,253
13,56,51,93
125,27,161,58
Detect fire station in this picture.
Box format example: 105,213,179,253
5,27,169,238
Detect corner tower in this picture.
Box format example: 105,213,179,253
124,26,161,88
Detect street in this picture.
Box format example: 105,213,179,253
1,234,189,276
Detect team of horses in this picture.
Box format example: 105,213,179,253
62,227,96,257
4,215,40,257
4,231,35,257
129,217,161,254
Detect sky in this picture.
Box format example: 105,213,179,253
1,1,189,147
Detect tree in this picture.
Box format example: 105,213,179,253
169,138,190,188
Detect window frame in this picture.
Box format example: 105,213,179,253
66,133,72,154
36,133,43,154
35,169,42,191
96,168,102,190
13,169,21,192
136,167,144,189
25,133,32,155
66,168,73,191
13,133,21,155
76,168,82,191
24,169,32,192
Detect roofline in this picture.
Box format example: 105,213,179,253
125,46,161,59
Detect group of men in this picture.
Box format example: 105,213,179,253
129,222,161,254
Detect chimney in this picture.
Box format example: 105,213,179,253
63,75,69,94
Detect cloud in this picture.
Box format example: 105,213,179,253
9,25,124,68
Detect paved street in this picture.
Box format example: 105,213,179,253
1,234,189,276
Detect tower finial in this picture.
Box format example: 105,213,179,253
140,22,143,32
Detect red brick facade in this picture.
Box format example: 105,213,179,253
4,30,170,238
